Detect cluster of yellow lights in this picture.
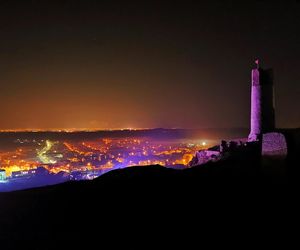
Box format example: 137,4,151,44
0,136,210,178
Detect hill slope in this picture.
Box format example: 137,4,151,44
0,141,298,248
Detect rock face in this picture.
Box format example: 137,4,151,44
188,139,261,167
194,150,221,165
262,132,287,159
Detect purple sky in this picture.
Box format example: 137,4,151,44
0,0,299,130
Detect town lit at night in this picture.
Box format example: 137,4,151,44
0,0,299,247
0,130,217,191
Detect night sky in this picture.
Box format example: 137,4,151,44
0,0,299,130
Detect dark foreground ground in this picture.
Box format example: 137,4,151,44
0,129,299,249
0,162,298,249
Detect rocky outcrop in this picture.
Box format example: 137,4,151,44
262,132,287,159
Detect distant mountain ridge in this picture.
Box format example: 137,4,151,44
0,127,248,143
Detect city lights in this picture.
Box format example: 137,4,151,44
0,136,210,188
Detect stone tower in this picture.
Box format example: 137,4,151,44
248,61,275,142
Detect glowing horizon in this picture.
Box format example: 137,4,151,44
0,1,298,131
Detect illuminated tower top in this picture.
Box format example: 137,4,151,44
248,60,275,142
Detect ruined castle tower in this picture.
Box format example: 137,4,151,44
248,61,275,141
